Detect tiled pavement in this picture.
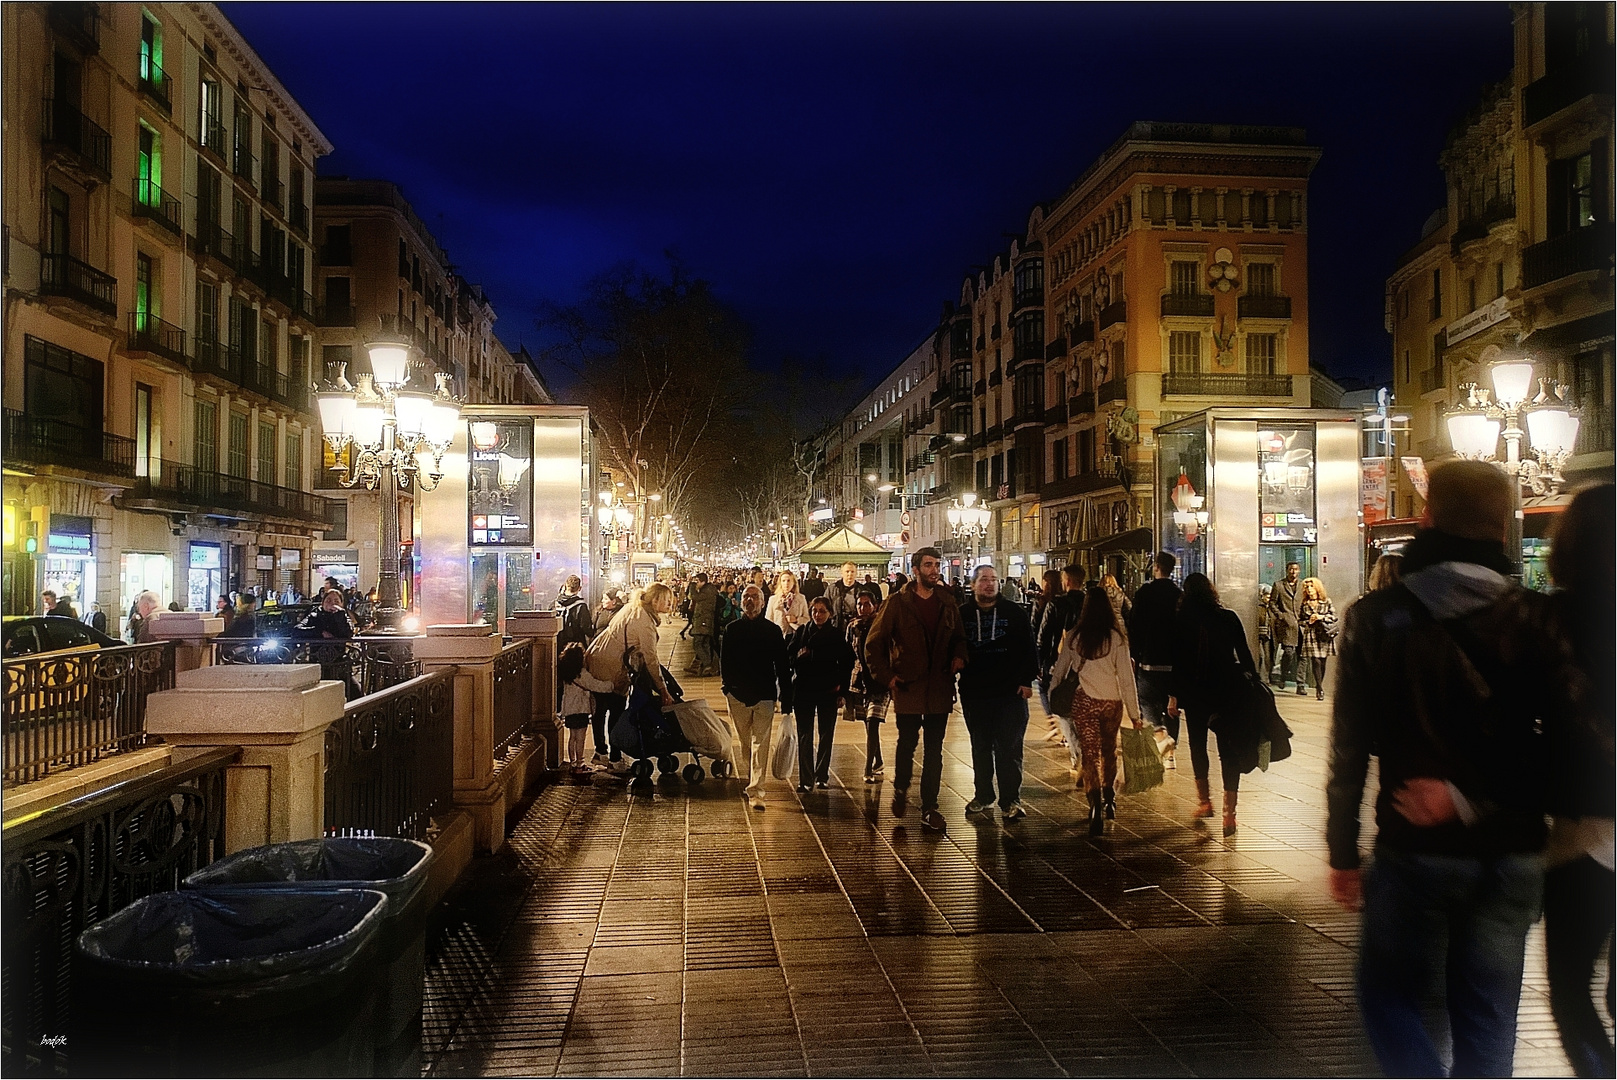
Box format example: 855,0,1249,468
419,621,1592,1077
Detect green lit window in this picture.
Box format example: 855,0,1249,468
140,15,163,85
134,252,152,329
136,124,161,205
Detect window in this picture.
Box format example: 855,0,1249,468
1399,288,1409,320
1429,268,1442,321
136,123,161,205
134,252,153,330
1496,262,1506,299
195,399,217,471
227,411,249,477
1078,427,1095,474
24,336,103,436
197,281,217,344
47,186,69,261
1251,192,1270,227
1247,262,1276,297
289,165,305,220
197,163,222,233
322,226,351,268
1548,151,1597,236
261,318,277,372
1013,259,1043,307
260,132,279,203
230,297,254,362
232,195,249,258
284,431,302,490
233,96,252,178
1168,331,1200,374
139,15,163,87
1170,260,1200,296
199,74,223,150
257,420,276,482
1246,333,1278,375
1051,437,1069,481
135,383,155,476
398,240,409,278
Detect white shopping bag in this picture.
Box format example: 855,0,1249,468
770,711,798,780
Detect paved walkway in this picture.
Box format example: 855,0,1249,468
419,620,1583,1077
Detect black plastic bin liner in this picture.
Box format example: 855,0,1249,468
183,838,435,1076
71,887,387,1078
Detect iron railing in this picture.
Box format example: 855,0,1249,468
1161,373,1293,397
200,117,228,159
1238,294,1292,319
40,98,111,178
131,176,182,234
137,55,171,111
1097,376,1128,404
124,458,339,526
261,171,283,210
47,2,100,52
191,337,242,380
323,668,453,841
2,408,135,477
1071,321,1095,345
213,637,420,699
3,641,173,788
2,745,235,1077
1097,300,1127,331
1069,391,1096,417
39,252,116,316
492,641,534,757
232,145,255,187
1161,293,1214,317
126,311,186,365
1523,46,1615,127
1522,223,1615,290
191,219,235,265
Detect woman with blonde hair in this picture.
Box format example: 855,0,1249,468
1299,576,1337,701
1099,573,1131,627
1367,553,1403,591
586,580,676,769
765,570,809,635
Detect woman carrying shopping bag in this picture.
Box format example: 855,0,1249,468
1058,585,1143,836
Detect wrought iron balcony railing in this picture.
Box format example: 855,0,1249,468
47,2,100,53
39,252,116,316
41,98,111,179
126,312,186,365
1238,294,1292,319
2,408,135,478
124,457,338,526
132,177,182,234
1522,224,1615,290
1161,293,1214,317
1160,373,1293,397
138,55,171,111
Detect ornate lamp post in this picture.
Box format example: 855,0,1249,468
1444,354,1581,576
947,491,991,569
317,339,462,634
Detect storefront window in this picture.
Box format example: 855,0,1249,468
1258,426,1317,583
1158,424,1207,578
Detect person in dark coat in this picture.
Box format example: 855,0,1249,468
308,588,354,639
1266,562,1306,693
1127,552,1183,761
824,562,863,630
85,603,108,635
42,590,77,620
1167,573,1257,835
958,566,1038,820
800,568,826,604
684,573,721,677
721,585,793,811
787,596,855,791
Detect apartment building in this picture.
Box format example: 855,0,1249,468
1038,122,1320,581
3,2,334,624
310,177,550,592
1386,3,1613,560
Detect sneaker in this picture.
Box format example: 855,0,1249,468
1003,803,1027,821
864,773,877,784
751,798,766,811
964,799,991,815
570,763,594,776
591,752,609,766
796,784,812,794
816,781,828,789
920,809,947,832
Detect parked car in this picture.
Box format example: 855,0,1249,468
3,616,124,659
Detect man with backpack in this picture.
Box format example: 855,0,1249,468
1327,460,1582,1076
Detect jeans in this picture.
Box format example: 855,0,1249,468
1278,643,1302,689
1183,707,1240,792
724,695,775,801
1136,669,1175,742
796,694,839,786
893,712,948,811
961,696,1028,809
1357,846,1545,1078
1545,854,1616,1078
592,692,626,760
692,633,717,674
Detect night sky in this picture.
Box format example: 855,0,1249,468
224,3,1514,391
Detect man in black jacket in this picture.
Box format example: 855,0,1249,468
721,585,792,811
1126,552,1182,755
1327,460,1579,1077
959,566,1038,820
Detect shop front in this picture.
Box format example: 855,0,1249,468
41,514,96,614
1156,408,1361,655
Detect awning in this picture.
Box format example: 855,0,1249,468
1055,526,1155,562
1520,312,1616,353
791,524,895,567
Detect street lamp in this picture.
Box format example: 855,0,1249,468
947,491,991,568
317,340,462,634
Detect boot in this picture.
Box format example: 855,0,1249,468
1087,790,1104,836
1222,790,1238,836
1193,778,1214,820
1102,785,1116,820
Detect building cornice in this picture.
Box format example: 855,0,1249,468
187,3,334,157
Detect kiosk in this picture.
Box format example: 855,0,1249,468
1155,408,1361,658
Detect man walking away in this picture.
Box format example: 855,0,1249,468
958,566,1038,820
825,562,862,630
1127,552,1182,767
685,573,721,676
1267,562,1306,694
865,547,968,833
800,568,826,603
1327,460,1578,1077
1038,564,1088,774
721,585,793,811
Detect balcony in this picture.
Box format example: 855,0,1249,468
1042,402,1067,425
262,172,283,211
3,409,134,479
1069,391,1095,417
1045,337,1067,360
930,388,949,408
1097,300,1127,331
987,370,1001,388
41,99,111,181
1418,361,1446,395
1097,376,1127,404
1522,224,1615,290
131,177,182,235
289,201,309,235
1013,339,1044,363
984,423,1003,443
1160,373,1293,397
200,118,228,160
1071,321,1095,345
123,458,338,528
191,338,242,381
1041,468,1122,501
1161,293,1214,317
48,3,100,53
191,220,236,268
232,146,255,188
1451,199,1516,251
1523,46,1615,128
947,383,972,405
126,312,186,366
39,253,116,317
1238,294,1292,319
137,55,171,112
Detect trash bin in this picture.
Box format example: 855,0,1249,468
72,887,387,1078
183,837,435,1078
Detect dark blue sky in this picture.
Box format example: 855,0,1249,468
224,3,1514,388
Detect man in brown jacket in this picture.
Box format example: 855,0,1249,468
865,546,969,832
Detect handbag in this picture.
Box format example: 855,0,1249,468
770,712,798,780
1118,724,1165,794
1047,645,1085,717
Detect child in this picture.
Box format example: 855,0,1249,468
558,642,618,774
843,589,890,783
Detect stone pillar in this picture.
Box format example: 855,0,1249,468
144,664,344,854
413,623,507,853
144,611,225,674
506,611,561,769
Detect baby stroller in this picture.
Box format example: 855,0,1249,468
610,661,733,784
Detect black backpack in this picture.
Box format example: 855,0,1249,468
557,597,594,651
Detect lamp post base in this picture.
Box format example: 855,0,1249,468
364,605,410,635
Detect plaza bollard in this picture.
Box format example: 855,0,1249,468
182,837,436,1078
71,888,387,1077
